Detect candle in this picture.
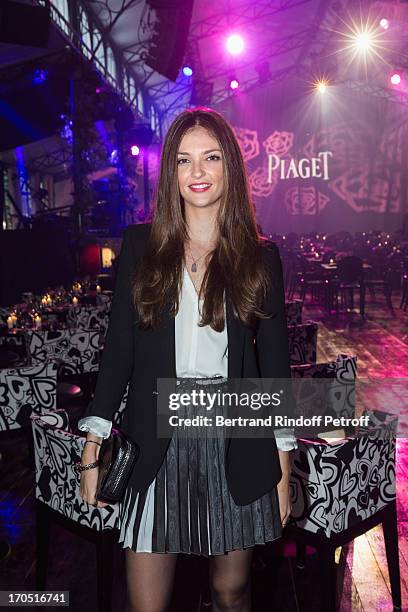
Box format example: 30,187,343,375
34,314,42,330
329,258,334,265
41,296,47,306
96,284,101,293
7,315,14,330
72,296,78,306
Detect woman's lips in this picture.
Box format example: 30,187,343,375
189,183,212,192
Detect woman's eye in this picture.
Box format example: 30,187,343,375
177,155,221,165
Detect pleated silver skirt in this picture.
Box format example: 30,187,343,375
117,377,282,556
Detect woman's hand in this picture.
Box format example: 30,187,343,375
79,437,109,509
277,450,292,527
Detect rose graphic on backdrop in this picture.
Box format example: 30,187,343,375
262,130,294,157
249,165,278,198
233,126,260,162
284,187,330,215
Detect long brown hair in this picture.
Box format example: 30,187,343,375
132,106,271,332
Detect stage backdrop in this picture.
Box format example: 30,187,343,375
216,77,408,234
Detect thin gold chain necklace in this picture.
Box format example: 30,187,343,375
188,247,211,273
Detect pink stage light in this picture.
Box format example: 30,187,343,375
390,72,401,86
130,145,140,156
229,79,239,90
226,34,244,55
380,18,389,30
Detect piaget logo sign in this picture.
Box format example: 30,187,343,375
268,151,333,182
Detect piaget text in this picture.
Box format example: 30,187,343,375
268,151,333,182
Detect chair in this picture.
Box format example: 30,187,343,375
0,361,58,432
399,257,408,312
67,306,110,345
287,410,401,611
333,256,366,316
30,408,121,612
25,328,101,406
0,331,29,368
401,272,408,312
25,329,100,375
287,322,318,365
285,300,303,326
291,354,357,427
286,254,327,305
364,251,393,309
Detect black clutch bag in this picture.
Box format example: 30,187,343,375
96,427,140,504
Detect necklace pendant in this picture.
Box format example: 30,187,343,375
191,262,197,273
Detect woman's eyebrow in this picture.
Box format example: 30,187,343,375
177,148,222,155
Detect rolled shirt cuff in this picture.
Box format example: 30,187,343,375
78,416,112,439
275,428,298,451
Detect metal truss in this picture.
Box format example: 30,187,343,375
340,79,408,110
188,0,313,41
132,27,318,120
212,63,304,106
106,0,317,120
17,147,73,176
2,135,112,179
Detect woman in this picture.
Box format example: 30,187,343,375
78,107,297,612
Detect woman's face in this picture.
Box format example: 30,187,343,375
177,126,224,212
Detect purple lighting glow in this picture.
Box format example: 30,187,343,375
390,72,401,86
226,34,244,55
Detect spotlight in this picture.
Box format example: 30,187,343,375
183,66,193,76
390,72,401,86
379,18,389,30
314,79,329,93
130,145,140,156
226,34,244,55
229,78,239,90
354,30,373,52
32,69,48,85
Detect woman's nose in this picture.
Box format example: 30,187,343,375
190,161,205,177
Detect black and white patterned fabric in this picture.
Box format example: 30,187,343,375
287,322,318,365
96,293,112,308
25,329,100,375
66,306,110,334
289,409,397,537
291,354,357,424
0,361,58,432
285,300,303,326
31,408,120,530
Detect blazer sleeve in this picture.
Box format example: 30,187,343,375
84,226,137,422
256,241,297,448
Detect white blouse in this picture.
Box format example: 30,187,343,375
175,266,228,378
78,266,297,451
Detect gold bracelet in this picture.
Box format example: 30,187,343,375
85,440,102,447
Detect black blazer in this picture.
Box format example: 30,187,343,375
89,222,292,506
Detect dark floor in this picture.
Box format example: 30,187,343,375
0,291,407,611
